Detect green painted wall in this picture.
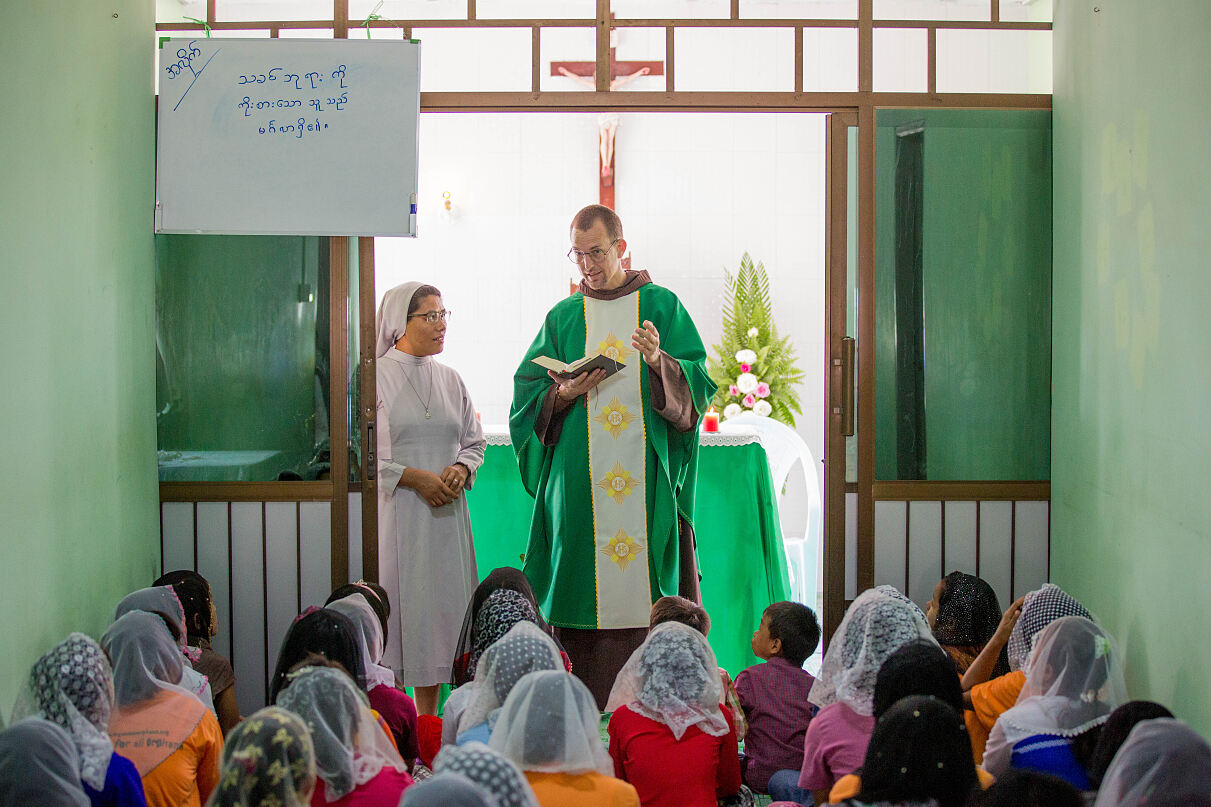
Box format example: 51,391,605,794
875,110,1053,481
0,0,158,711
1052,0,1211,734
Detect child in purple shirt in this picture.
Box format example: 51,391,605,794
734,601,820,803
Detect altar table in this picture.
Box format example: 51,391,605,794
465,426,792,676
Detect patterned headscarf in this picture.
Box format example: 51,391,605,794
605,622,728,740
210,706,316,807
932,572,1010,678
435,742,540,807
0,718,90,807
399,771,499,807
1006,584,1092,672
467,590,540,681
10,634,113,791
809,586,937,716
457,622,564,736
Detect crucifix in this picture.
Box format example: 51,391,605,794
550,23,665,212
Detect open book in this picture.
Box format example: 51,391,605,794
531,352,625,382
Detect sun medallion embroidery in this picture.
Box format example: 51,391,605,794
597,332,633,365
597,462,638,504
600,529,645,572
594,396,637,438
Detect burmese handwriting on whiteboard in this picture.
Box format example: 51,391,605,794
233,65,351,137
164,40,221,112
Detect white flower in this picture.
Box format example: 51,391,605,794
747,327,759,338
736,373,758,394
753,400,772,417
735,349,757,364
722,403,742,420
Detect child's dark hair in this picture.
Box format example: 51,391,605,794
1087,700,1175,786
969,769,1083,807
873,639,963,718
649,595,711,636
269,608,365,703
326,581,391,642
763,601,820,667
154,569,212,640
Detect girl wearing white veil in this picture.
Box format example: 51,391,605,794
1092,718,1211,807
114,586,215,715
0,718,91,807
983,616,1126,789
375,281,486,716
606,622,741,807
101,611,223,807
491,670,638,807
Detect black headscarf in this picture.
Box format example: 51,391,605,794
451,568,563,686
872,639,963,719
932,571,1010,678
859,695,978,807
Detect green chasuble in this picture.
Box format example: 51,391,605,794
510,276,715,629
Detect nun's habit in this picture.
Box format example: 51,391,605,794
376,281,486,686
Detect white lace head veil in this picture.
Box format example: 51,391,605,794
434,741,540,807
489,670,612,776
808,585,937,716
1000,616,1127,739
326,594,396,691
1092,718,1211,807
100,610,207,776
398,771,501,807
375,281,425,359
1006,584,1092,672
210,706,316,807
605,621,728,740
0,718,90,807
275,665,407,801
458,622,565,736
10,634,114,791
114,586,213,708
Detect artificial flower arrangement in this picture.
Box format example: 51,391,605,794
707,253,805,426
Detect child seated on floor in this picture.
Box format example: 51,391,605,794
733,601,820,803
649,595,747,742
606,622,742,807
155,570,240,734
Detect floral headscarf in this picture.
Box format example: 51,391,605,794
809,585,937,716
10,634,113,791
467,590,540,681
1006,584,1092,672
210,706,316,807
606,622,728,740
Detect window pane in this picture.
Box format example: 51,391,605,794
346,239,363,483
803,27,857,92
613,0,730,19
675,27,794,91
937,29,1051,93
415,28,532,91
542,27,597,93
739,0,857,19
215,0,334,23
873,26,927,92
156,235,332,482
277,28,335,37
874,0,989,21
159,0,207,24
349,0,466,20
874,110,1052,481
477,0,596,18
1000,0,1051,22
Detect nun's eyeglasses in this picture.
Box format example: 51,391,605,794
408,309,452,324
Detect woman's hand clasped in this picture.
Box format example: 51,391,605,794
406,468,460,507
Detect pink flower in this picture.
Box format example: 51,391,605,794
755,382,770,398
740,363,752,373
742,393,757,408
728,385,739,396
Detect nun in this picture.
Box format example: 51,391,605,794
376,282,486,715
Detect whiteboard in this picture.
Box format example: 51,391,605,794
155,38,420,236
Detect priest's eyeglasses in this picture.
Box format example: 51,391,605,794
408,309,452,324
567,239,620,264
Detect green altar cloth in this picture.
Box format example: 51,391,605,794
466,437,791,677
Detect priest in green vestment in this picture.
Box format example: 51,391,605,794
510,205,716,703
